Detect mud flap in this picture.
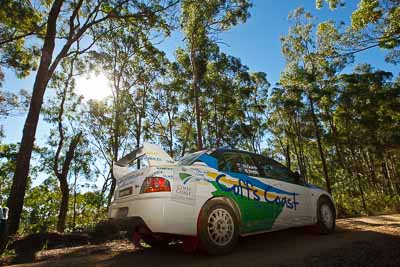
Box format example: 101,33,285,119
131,232,143,249
182,236,199,253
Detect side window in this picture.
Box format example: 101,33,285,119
218,151,260,176
255,155,296,184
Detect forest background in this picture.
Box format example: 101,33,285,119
0,0,399,240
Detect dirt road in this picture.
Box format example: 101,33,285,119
5,214,400,267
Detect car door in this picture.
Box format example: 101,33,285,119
253,155,312,229
211,150,284,233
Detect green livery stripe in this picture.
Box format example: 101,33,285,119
209,181,284,233
179,173,192,181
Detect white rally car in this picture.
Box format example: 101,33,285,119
109,143,336,254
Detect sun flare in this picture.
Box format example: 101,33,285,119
76,72,112,100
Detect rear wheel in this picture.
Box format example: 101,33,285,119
316,196,336,234
198,199,239,255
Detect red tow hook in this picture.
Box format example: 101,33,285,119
132,231,143,249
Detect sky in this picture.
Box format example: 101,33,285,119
1,0,399,153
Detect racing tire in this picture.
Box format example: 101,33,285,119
316,196,336,234
198,199,239,255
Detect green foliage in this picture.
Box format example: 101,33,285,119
0,144,17,204
316,0,344,9
21,178,60,234
67,192,107,231
351,0,383,30
0,0,42,78
1,0,400,239
273,6,400,216
180,0,252,150
330,0,400,64
91,219,120,241
334,189,400,217
19,178,106,234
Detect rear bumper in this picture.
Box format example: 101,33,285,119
108,194,197,236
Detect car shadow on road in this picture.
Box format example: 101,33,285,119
96,226,400,267
8,225,400,267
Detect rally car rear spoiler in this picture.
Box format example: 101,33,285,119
113,143,174,179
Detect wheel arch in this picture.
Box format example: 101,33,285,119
196,196,242,233
317,194,337,219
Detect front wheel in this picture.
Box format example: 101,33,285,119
198,199,239,255
316,196,336,234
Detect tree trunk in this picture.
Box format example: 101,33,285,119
72,160,78,232
57,180,69,233
181,114,193,157
56,132,82,232
308,94,332,193
285,136,291,170
5,0,64,236
167,111,174,157
190,49,203,151
348,140,368,212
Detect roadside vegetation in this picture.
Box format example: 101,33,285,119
0,0,399,255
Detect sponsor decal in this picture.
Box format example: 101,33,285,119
179,172,197,184
214,173,299,210
171,171,197,205
176,184,193,197
196,153,301,233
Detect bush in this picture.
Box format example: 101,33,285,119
90,219,121,242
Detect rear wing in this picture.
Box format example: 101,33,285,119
113,142,174,179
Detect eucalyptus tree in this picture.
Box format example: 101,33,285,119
317,0,400,63
0,89,30,139
151,61,185,158
347,0,400,63
236,71,269,153
3,0,178,236
202,52,269,152
202,52,243,148
42,57,86,232
280,8,351,193
336,65,400,200
0,0,42,81
85,20,170,205
268,85,308,176
180,0,252,150
168,48,197,156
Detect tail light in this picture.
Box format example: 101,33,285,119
140,177,171,193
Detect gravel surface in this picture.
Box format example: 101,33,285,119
3,214,400,267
